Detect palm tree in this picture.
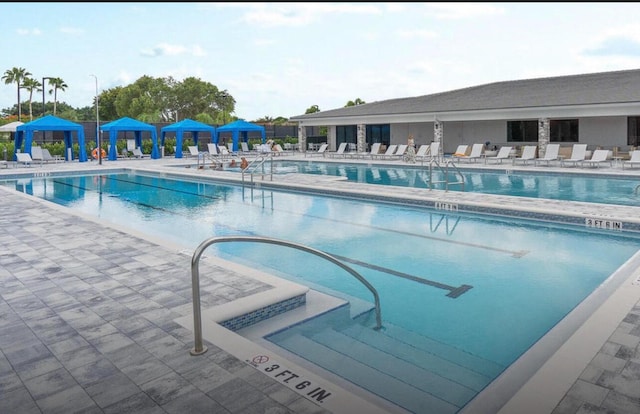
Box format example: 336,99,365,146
21,78,42,121
47,77,68,115
2,67,32,121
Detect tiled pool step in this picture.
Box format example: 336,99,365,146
267,306,505,413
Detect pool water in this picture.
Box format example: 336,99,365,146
253,160,640,206
4,172,640,413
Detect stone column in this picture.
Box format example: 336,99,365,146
538,118,549,156
298,125,307,153
434,119,443,158
357,124,366,152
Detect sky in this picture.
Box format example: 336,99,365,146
3,2,640,122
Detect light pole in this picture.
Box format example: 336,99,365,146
89,75,101,165
42,77,53,117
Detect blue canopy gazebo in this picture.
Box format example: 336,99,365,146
14,115,88,162
216,120,266,152
160,119,216,158
100,117,160,160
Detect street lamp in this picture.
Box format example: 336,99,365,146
42,76,53,117
89,74,101,165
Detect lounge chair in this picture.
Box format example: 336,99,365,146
455,143,484,163
30,146,45,164
240,142,250,153
414,145,430,161
512,145,537,166
373,144,397,159
15,152,33,167
42,148,62,163
484,146,513,164
622,150,640,169
272,143,286,156
367,143,382,157
583,149,612,168
132,148,149,159
393,144,408,160
452,144,469,158
561,144,588,167
327,142,348,158
534,143,560,166
305,143,328,157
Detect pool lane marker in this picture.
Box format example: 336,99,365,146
330,253,473,298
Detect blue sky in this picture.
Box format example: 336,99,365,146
3,2,640,122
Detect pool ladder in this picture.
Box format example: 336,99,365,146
241,153,274,185
189,236,383,356
426,158,465,191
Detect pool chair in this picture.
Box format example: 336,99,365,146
132,148,149,159
455,143,484,163
42,148,62,163
393,144,408,159
15,152,33,167
484,146,513,164
367,142,382,157
622,150,640,169
240,142,250,153
512,145,537,166
305,143,328,157
373,144,398,159
560,144,588,167
327,142,348,158
452,144,469,158
534,143,560,166
583,149,612,168
414,144,430,161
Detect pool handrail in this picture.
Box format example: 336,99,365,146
427,158,465,191
189,235,383,356
242,153,273,184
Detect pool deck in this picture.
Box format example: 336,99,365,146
0,153,639,414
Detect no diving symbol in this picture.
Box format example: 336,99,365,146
252,355,269,364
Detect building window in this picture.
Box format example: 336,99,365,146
507,120,538,142
627,117,640,146
336,125,357,144
365,124,390,146
549,119,579,142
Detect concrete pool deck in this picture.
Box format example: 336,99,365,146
0,153,639,414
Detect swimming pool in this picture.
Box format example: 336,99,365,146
234,160,640,206
3,171,639,413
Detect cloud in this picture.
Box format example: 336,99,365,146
16,28,41,36
396,29,438,40
424,3,505,20
59,26,84,36
140,43,207,57
584,37,640,57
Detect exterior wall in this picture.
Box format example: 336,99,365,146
390,122,434,146
327,125,337,151
578,116,628,149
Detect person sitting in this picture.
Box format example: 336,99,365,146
240,157,248,169
229,159,237,168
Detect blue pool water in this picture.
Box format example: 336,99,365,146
240,160,640,206
4,172,640,413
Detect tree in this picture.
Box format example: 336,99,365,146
305,105,320,114
2,67,32,121
345,98,365,107
47,77,68,116
21,77,42,121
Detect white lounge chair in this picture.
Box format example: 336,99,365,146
622,150,640,169
368,143,382,157
393,144,408,160
455,143,484,163
15,152,33,167
452,144,469,158
484,146,513,164
583,149,612,168
305,143,328,157
42,148,62,163
327,142,348,158
373,144,397,159
414,145,430,161
31,146,45,164
561,144,588,167
240,142,250,153
132,148,148,159
512,145,537,166
534,143,560,166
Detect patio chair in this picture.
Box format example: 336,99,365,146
512,145,537,166
484,146,513,164
622,150,640,169
452,144,469,158
455,143,484,163
373,144,398,159
305,143,328,157
582,149,612,168
15,152,33,167
561,144,588,167
327,142,348,158
534,144,560,166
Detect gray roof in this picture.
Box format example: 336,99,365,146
290,68,640,120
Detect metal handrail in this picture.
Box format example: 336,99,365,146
241,153,273,184
189,235,383,356
427,158,465,191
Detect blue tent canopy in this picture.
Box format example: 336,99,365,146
160,119,216,158
216,120,266,151
100,117,160,160
14,115,88,162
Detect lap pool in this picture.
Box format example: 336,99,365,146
232,160,640,206
3,171,640,413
